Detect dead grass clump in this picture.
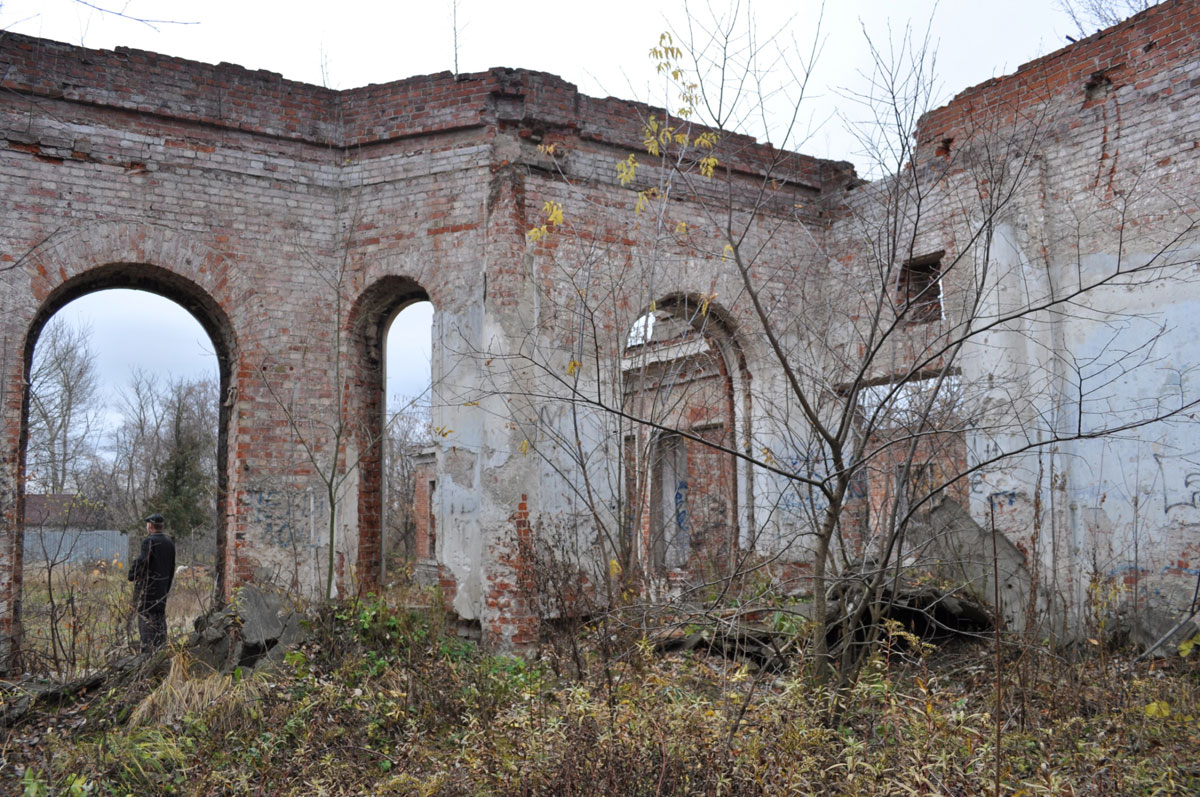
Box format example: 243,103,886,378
127,652,266,735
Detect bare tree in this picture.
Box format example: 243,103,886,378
382,404,433,565
1057,0,1157,37
94,369,168,525
26,316,101,495
0,1,198,34
483,3,1200,694
74,373,219,566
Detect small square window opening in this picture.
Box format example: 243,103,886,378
899,251,943,324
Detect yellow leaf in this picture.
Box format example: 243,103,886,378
722,243,734,261
519,439,529,455
642,117,661,156
675,221,688,235
1145,701,1171,719
616,154,638,187
567,359,581,376
609,558,621,578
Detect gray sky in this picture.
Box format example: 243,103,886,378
1,0,1082,164
3,0,1084,416
55,291,434,416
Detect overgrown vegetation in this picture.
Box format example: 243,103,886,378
5,585,1197,795
18,561,212,678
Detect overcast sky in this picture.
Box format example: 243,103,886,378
2,0,1085,418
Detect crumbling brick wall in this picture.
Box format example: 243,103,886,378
3,0,1200,669
0,32,843,666
830,0,1200,631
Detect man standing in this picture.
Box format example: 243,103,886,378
129,512,176,653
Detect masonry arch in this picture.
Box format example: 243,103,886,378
348,275,436,588
17,263,238,652
621,293,753,579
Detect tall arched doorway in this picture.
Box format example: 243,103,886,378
621,294,752,586
17,265,236,672
349,276,435,588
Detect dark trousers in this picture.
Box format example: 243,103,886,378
137,606,168,653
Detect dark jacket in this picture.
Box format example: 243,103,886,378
129,532,176,611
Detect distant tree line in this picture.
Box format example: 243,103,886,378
27,313,434,570
26,316,219,541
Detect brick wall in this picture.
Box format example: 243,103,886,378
0,28,848,666
3,0,1200,667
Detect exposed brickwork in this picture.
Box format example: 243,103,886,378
888,0,1200,631
917,0,1200,162
481,495,538,648
622,304,742,583
2,29,829,662
411,455,437,562
2,0,1200,668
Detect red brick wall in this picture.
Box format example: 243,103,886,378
3,0,1198,665
412,459,437,561
916,0,1199,161
0,29,840,662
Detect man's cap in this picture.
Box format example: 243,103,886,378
143,513,165,525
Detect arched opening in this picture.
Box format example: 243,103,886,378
384,300,435,580
19,265,234,673
349,276,434,590
621,295,751,587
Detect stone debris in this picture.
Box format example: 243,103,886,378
188,585,305,674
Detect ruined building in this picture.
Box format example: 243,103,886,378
3,1,1200,668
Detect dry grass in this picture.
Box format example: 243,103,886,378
4,590,1195,795
19,559,215,676
128,654,265,734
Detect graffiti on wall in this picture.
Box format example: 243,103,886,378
1153,451,1200,516
246,487,329,548
773,455,868,520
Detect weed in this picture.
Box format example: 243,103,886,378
11,586,1200,795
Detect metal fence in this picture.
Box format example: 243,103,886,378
23,528,127,566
